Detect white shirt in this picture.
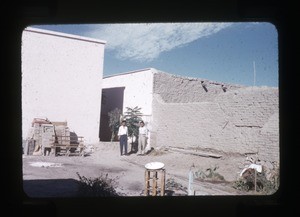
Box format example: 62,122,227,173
118,126,128,136
139,126,149,136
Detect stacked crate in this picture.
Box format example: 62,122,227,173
52,122,70,145
32,122,42,153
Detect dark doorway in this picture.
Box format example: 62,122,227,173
99,87,125,141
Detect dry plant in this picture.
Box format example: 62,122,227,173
232,159,279,194
76,172,120,197
194,165,225,182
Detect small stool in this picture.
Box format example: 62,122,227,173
144,168,165,196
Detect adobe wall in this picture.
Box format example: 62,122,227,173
153,71,243,102
151,72,279,163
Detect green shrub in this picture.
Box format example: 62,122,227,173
123,106,143,138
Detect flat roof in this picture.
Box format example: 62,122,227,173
23,27,106,44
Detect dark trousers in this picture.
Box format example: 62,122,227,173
119,135,128,155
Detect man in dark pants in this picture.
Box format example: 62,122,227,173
117,120,128,156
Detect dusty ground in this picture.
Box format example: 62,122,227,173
22,142,251,197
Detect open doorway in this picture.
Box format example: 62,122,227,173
99,87,125,141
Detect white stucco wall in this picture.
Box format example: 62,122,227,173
102,68,155,120
22,27,106,143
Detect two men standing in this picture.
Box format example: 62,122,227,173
117,120,149,156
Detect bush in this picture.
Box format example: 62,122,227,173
108,108,122,141
232,166,279,194
123,106,143,138
76,172,120,197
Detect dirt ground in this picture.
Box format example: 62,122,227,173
22,142,251,197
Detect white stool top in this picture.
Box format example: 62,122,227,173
145,162,164,170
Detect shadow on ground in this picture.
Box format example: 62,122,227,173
23,179,80,198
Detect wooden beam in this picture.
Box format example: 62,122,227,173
168,147,222,158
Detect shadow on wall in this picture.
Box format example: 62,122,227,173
70,131,78,144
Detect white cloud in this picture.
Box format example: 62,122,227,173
85,23,233,62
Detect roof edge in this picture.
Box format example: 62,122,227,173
23,27,107,44
103,68,157,79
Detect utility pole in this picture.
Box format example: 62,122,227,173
253,61,256,86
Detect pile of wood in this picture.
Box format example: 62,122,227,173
24,117,85,156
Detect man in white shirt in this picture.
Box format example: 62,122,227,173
118,120,128,156
138,121,149,155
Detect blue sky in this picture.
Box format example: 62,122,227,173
32,22,278,87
